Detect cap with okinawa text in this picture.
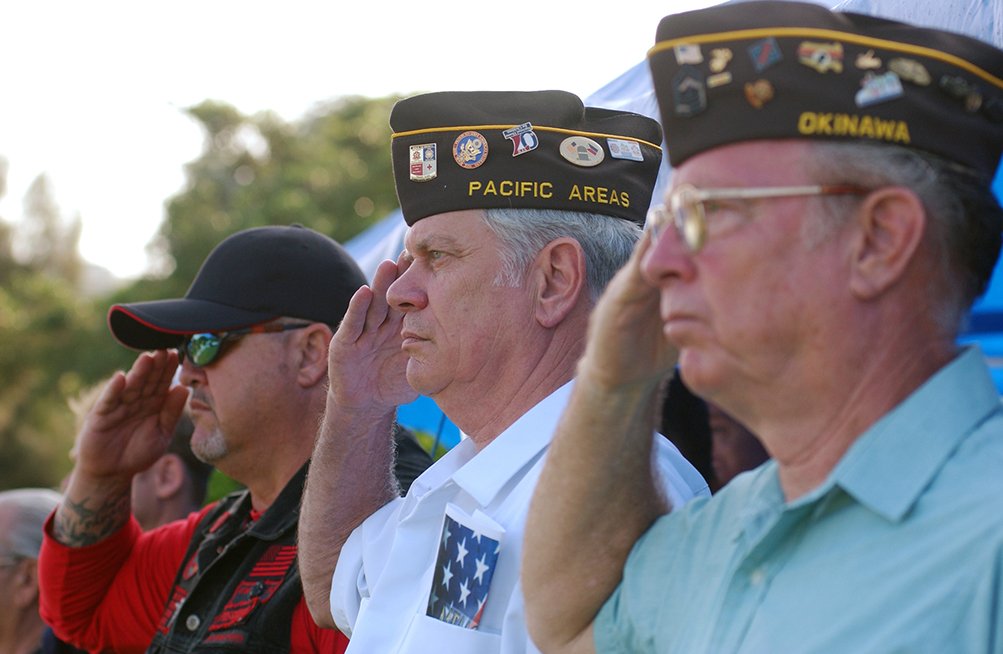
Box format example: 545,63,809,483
648,0,1003,176
390,90,663,227
107,225,367,351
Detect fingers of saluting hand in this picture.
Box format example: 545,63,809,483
363,259,401,334
337,285,375,344
95,350,178,417
614,229,657,299
336,259,404,346
581,230,675,388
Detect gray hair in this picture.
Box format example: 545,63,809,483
481,207,642,302
0,488,62,560
804,141,1003,333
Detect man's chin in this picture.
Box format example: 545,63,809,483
191,430,228,465
404,364,445,398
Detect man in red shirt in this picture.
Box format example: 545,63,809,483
38,225,432,653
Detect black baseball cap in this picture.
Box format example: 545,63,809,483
108,225,367,350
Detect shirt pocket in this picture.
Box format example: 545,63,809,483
400,612,501,653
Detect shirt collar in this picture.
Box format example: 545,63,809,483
831,346,1001,522
449,381,574,507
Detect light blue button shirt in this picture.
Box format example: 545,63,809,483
596,347,1003,653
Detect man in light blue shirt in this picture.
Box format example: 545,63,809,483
521,2,1003,652
596,347,1003,652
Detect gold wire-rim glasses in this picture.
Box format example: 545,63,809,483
647,183,869,252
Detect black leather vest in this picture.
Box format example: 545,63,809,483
146,466,308,653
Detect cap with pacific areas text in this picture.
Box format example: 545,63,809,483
648,0,1003,177
390,90,663,227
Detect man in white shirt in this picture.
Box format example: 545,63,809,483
298,90,710,653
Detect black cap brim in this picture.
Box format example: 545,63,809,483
108,299,278,351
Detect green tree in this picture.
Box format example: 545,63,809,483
0,94,404,492
147,95,400,296
17,175,84,285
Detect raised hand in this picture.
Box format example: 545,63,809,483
328,257,417,413
579,230,679,391
301,258,414,625
56,349,189,546
75,350,189,479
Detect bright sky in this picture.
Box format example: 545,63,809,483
0,1,721,279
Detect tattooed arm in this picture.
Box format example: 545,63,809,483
55,350,190,546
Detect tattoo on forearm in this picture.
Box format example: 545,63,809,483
53,493,131,547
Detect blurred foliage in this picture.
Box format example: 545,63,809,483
0,95,401,495
206,469,245,503
412,430,451,462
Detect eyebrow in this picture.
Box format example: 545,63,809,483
405,233,463,256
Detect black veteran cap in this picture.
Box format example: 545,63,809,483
389,90,663,227
648,1,1003,176
108,225,366,351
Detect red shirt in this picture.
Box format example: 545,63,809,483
38,508,347,654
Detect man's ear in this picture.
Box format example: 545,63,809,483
295,323,333,387
12,558,39,609
154,453,186,500
848,186,927,300
532,238,587,328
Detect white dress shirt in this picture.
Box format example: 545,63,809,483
330,381,710,653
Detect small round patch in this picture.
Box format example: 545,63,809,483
453,131,489,169
559,136,605,167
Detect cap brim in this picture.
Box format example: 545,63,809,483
108,299,278,351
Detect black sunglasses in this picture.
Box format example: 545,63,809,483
178,323,312,367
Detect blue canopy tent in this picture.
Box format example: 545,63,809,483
346,0,1003,453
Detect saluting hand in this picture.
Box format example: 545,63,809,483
56,349,189,546
579,230,679,391
74,349,190,482
327,257,417,414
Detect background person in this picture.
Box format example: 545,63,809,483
0,488,85,654
522,3,1003,652
707,403,767,490
660,371,767,492
129,411,212,531
39,225,432,653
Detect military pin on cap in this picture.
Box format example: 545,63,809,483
410,143,437,182
559,136,605,167
453,131,489,169
940,75,983,112
503,122,539,157
709,48,732,73
745,79,774,109
855,71,904,107
888,58,931,86
607,138,643,162
674,43,703,65
748,37,782,72
798,41,844,73
672,65,707,117
855,49,881,70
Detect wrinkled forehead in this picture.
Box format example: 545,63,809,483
402,209,490,252
668,139,816,192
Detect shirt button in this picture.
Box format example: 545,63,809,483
749,568,765,586
185,614,201,631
